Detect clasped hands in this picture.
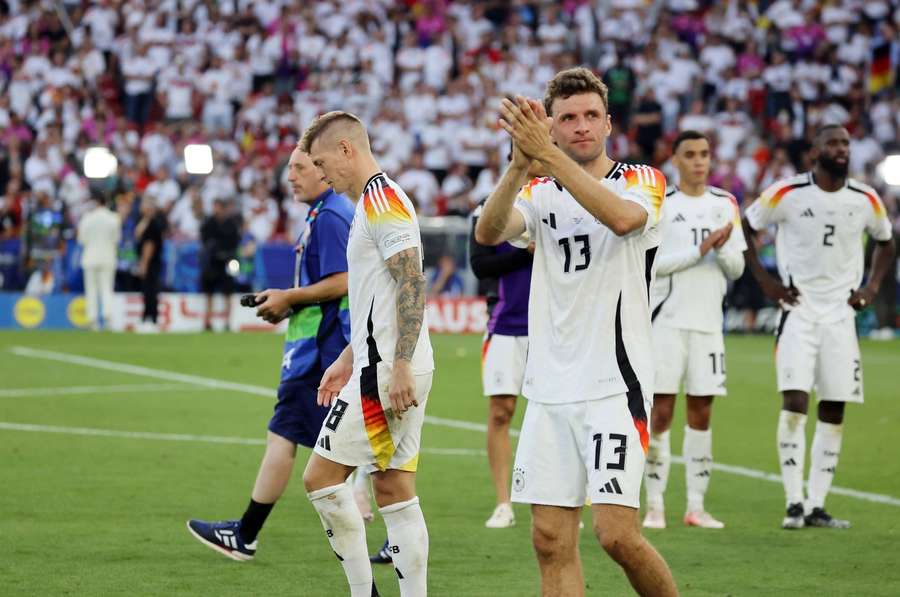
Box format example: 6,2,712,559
498,95,554,166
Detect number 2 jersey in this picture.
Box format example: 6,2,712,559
745,172,892,323
347,172,434,375
650,186,747,333
513,162,666,406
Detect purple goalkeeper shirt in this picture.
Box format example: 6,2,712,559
487,242,531,337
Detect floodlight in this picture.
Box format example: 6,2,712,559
184,144,214,175
83,147,118,179
876,154,900,186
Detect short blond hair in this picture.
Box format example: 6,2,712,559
299,111,368,153
543,67,609,116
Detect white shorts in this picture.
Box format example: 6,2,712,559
482,333,528,397
652,325,727,396
313,361,433,472
511,394,649,509
775,312,863,403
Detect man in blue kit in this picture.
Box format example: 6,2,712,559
186,145,355,561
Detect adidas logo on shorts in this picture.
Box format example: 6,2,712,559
597,478,623,495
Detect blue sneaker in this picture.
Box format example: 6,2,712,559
369,538,392,564
186,519,257,561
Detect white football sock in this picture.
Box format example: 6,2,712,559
777,410,807,507
807,421,843,510
380,496,429,597
308,483,373,597
683,426,712,513
644,430,670,511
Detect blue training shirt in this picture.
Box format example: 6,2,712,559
281,189,354,382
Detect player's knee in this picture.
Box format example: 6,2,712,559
685,406,711,430
782,391,808,414
489,402,514,428
595,524,638,564
266,432,297,459
301,468,319,493
531,522,569,562
818,400,845,424
651,395,675,432
651,410,673,433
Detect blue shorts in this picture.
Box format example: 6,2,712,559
268,371,328,448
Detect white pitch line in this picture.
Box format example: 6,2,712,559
424,415,519,438
7,346,899,507
0,422,486,456
8,346,507,435
9,346,274,397
0,383,207,398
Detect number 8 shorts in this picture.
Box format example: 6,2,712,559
511,393,648,508
313,361,433,472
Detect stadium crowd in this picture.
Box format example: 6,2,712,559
0,0,898,328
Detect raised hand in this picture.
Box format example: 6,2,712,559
498,95,553,161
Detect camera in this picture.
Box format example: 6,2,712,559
240,294,258,308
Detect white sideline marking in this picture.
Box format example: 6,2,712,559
7,346,899,507
0,383,205,398
0,422,485,456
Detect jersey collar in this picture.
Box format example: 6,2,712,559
362,172,386,195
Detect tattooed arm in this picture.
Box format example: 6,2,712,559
384,246,426,415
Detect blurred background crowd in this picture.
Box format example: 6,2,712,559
1,0,898,332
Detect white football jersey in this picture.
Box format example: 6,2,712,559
650,186,747,332
745,172,892,322
347,173,434,375
513,162,666,407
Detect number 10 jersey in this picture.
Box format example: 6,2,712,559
513,162,666,405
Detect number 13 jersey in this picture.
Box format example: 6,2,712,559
745,172,892,323
513,162,666,405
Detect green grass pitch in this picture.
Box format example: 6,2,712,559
1,331,899,596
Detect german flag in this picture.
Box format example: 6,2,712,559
869,40,893,94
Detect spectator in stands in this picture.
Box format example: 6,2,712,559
441,162,475,217
200,198,241,332
429,255,464,297
242,181,278,244
158,57,196,124
121,43,157,129
633,87,664,161
0,178,24,239
169,186,204,241
144,167,180,215
396,153,440,216
604,54,637,127
0,0,896,331
24,139,58,196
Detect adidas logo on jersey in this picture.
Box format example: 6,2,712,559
673,213,686,222
597,478,623,495
783,458,797,466
801,208,814,217
318,436,331,451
